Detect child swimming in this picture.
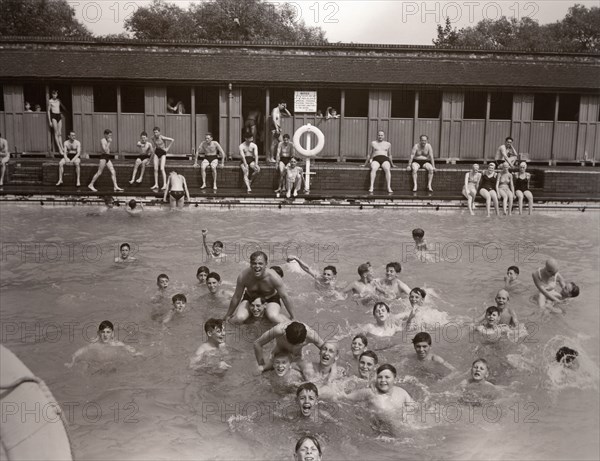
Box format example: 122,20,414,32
189,318,230,370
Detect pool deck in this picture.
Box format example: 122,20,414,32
1,158,598,209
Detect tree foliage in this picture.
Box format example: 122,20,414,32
0,0,91,37
125,0,326,42
433,4,599,52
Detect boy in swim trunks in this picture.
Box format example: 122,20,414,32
47,89,65,156
407,134,436,192
254,320,324,372
0,133,8,187
364,130,394,193
495,137,519,168
163,170,190,209
130,131,154,184
270,101,292,163
57,130,81,187
284,157,303,198
275,134,296,193
151,127,175,191
239,133,260,192
193,133,225,190
88,129,124,192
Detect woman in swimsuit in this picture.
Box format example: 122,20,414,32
478,162,499,217
513,161,533,215
47,89,65,155
462,163,481,215
496,162,515,215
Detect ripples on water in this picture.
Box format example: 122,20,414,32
0,206,598,460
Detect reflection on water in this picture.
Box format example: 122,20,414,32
0,207,599,460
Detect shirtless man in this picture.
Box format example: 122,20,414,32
253,320,324,372
496,137,519,168
365,130,394,193
239,133,260,192
0,133,8,186
57,131,81,186
343,262,378,298
88,129,123,192
286,255,337,292
377,262,410,298
163,170,190,209
407,135,436,192
406,332,455,372
193,133,225,190
270,101,292,163
130,131,154,184
225,250,295,324
300,341,344,385
151,127,175,191
47,89,64,155
275,134,296,193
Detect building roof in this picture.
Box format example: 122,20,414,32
1,37,599,90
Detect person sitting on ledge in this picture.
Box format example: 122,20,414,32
513,161,534,215
407,134,435,193
57,130,82,187
365,130,394,194
495,137,519,168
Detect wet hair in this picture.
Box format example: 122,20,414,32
251,296,266,305
352,333,368,347
213,240,224,249
204,318,224,334
507,266,519,275
386,262,402,273
103,129,112,135
485,305,500,316
296,382,318,397
128,199,137,210
172,293,187,303
357,262,371,276
103,195,114,206
412,332,432,345
157,273,169,282
373,301,390,315
556,346,578,363
505,137,514,142
206,272,221,282
294,436,322,456
273,350,292,361
376,363,397,377
283,134,290,140
410,287,426,299
472,358,488,368
568,282,580,298
323,265,337,275
140,131,147,137
250,250,268,264
412,228,425,239
98,320,114,331
285,322,307,345
196,266,210,276
359,350,379,364
270,265,284,278
120,243,130,251
153,126,161,132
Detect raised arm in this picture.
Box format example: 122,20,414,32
287,255,320,280
202,230,212,258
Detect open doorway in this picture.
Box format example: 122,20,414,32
241,87,265,153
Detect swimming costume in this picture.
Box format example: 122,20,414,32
242,290,281,305
537,268,557,291
413,159,429,168
241,156,255,166
280,156,292,166
479,173,496,192
169,190,184,200
100,153,112,162
50,113,61,123
204,155,218,164
498,173,511,188
468,172,481,185
155,147,167,158
372,155,390,166
137,153,149,161
514,174,529,192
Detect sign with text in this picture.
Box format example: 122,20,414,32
294,91,317,113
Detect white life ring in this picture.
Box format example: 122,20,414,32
292,124,325,158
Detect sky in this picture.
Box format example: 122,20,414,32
70,0,596,45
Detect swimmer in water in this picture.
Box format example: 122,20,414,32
504,265,526,293
407,332,455,372
254,321,324,372
225,251,295,323
376,262,411,298
340,364,414,418
293,435,323,461
460,358,498,393
162,293,188,325
357,350,379,380
196,266,210,285
265,351,303,393
474,289,518,327
363,301,403,337
556,346,579,370
65,320,141,367
532,258,580,313
201,272,231,309
300,341,345,385
243,296,284,324
286,255,338,292
350,334,368,362
343,262,378,298
189,318,230,370
474,306,511,343
115,242,136,263
125,199,143,216
202,229,227,263
411,228,428,251
288,382,337,423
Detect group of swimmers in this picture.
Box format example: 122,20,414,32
67,217,586,458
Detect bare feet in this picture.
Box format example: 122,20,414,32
136,178,143,183
88,184,97,192
200,184,207,189
114,186,124,192
151,185,159,191
56,180,63,186
293,190,298,197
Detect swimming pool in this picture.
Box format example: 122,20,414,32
1,206,598,460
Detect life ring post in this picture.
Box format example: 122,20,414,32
292,124,325,193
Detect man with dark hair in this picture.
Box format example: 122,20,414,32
225,250,296,323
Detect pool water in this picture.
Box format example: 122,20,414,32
0,206,598,460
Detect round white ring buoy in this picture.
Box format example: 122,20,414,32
292,125,325,158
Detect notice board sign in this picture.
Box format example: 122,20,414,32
294,91,317,113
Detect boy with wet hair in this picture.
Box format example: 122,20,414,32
357,350,378,380
343,262,377,297
504,265,525,292
287,254,338,291
460,359,499,394
410,332,455,371
474,289,518,327
254,321,324,372
474,306,511,343
264,351,303,394
115,242,136,263
126,199,143,216
202,229,226,262
411,228,428,251
162,293,188,325
377,261,411,298
196,266,210,284
189,318,230,370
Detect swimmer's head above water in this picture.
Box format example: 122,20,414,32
470,359,490,382
98,320,114,343
385,262,402,279
249,297,267,318
206,272,221,293
373,302,390,324
322,265,337,284
250,251,268,277
412,332,432,360
409,288,426,306
351,334,368,357
296,382,319,417
157,273,169,290
196,266,210,283
556,346,579,369
171,293,187,312
204,318,226,345
375,364,397,393
294,435,322,461
319,341,339,366
285,322,307,345
358,351,378,379
273,351,292,376
357,262,373,281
